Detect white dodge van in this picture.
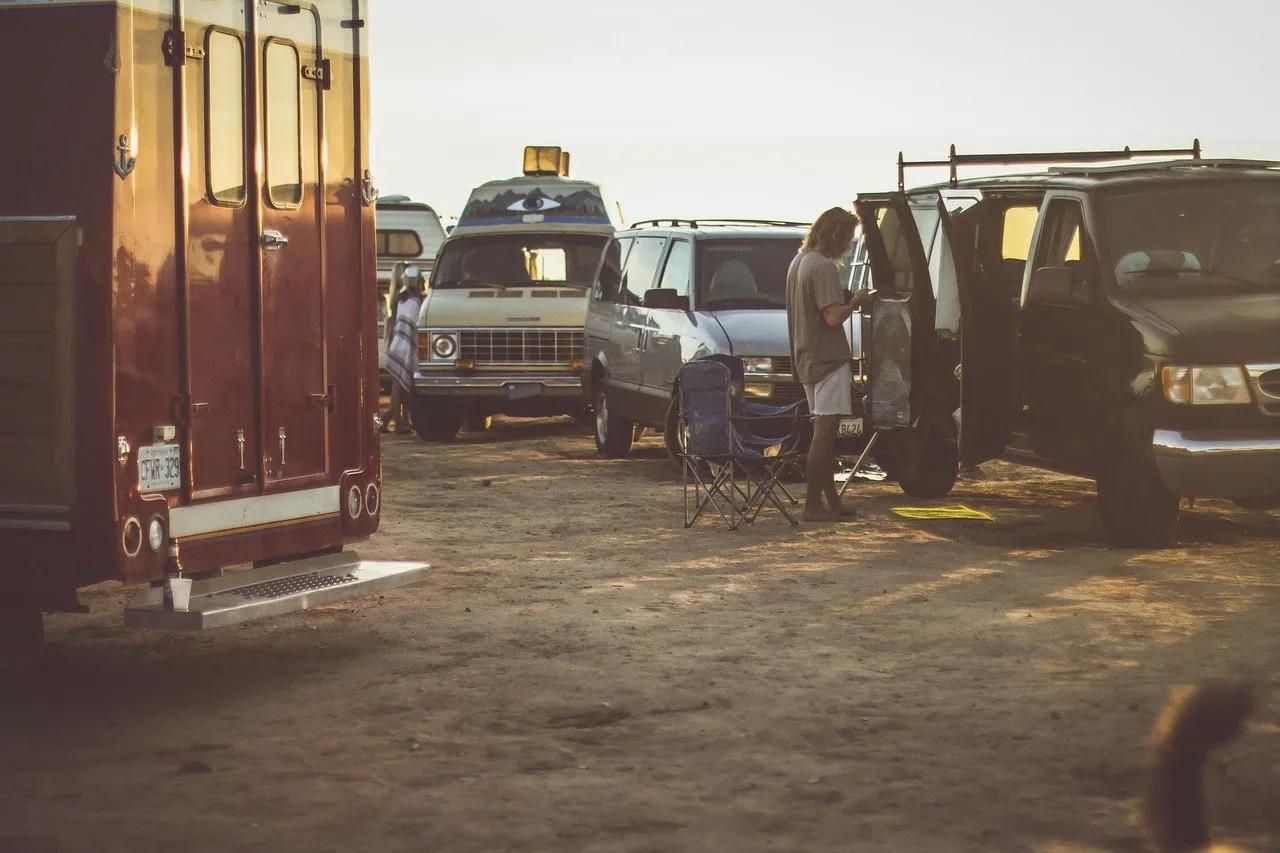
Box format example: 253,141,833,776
409,148,615,441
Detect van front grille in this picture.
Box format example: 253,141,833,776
459,329,584,364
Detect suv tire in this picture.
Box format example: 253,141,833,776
594,385,633,458
1097,428,1180,548
409,396,464,443
879,422,959,499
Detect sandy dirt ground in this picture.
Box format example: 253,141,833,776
2,417,1278,852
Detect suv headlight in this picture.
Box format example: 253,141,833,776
1161,365,1252,405
743,357,774,374
429,332,458,362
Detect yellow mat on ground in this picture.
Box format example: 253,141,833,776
891,505,994,521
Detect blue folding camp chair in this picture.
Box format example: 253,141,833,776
677,357,804,529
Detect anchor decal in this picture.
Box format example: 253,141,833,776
360,169,377,206
113,134,136,180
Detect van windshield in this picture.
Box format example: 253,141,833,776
698,238,802,309
433,234,608,289
1101,183,1280,293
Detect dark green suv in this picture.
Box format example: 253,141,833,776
855,143,1280,547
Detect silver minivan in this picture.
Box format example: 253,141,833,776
583,220,866,457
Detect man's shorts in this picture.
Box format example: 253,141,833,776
803,362,853,416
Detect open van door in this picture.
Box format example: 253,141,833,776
853,192,930,430
936,191,1016,465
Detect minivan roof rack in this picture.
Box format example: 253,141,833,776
896,140,1202,190
629,218,810,229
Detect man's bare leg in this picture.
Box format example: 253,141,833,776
804,415,842,521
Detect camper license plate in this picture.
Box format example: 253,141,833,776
838,417,864,438
506,383,543,400
138,443,181,492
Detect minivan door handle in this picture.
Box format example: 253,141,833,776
260,229,289,250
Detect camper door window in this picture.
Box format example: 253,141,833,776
434,235,608,289
264,39,302,208
206,29,246,206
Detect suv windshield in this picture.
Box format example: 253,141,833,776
1101,182,1280,293
433,234,608,289
697,238,801,309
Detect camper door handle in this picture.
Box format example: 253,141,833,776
260,229,288,250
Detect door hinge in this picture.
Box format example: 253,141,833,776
162,30,204,67
302,59,331,90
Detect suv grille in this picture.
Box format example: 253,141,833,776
459,329,584,364
772,356,793,375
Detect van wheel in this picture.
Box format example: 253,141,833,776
0,599,43,670
1097,432,1180,547
466,412,494,433
594,386,633,458
409,397,464,443
881,423,958,499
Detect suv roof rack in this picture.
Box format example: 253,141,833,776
896,140,1202,190
629,218,810,229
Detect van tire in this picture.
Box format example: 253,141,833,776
594,386,633,458
409,396,464,443
1097,429,1180,548
881,423,959,499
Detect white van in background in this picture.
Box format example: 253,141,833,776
376,196,448,377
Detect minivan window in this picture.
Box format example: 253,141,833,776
1101,184,1280,292
433,234,608,289
620,237,666,304
596,237,633,302
657,240,692,297
698,238,800,309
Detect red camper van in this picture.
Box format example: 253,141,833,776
0,0,425,653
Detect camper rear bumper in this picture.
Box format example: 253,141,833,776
414,373,583,398
1152,429,1280,498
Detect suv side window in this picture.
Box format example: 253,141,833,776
657,239,692,297
621,237,666,305
596,236,633,302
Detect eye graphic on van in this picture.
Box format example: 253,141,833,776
507,190,561,213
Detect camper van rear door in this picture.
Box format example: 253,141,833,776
259,4,329,485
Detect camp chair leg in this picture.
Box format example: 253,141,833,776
837,431,879,500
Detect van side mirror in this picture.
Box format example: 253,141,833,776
1026,266,1077,307
644,288,688,310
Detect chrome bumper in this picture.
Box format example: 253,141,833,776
1152,429,1280,499
413,372,584,398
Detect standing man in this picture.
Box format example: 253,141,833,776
786,207,873,522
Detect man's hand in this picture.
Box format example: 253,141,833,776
821,300,858,327
849,287,875,310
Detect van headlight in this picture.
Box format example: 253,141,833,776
1161,365,1251,405
743,357,774,374
430,332,458,361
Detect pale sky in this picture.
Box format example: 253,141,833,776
370,0,1277,225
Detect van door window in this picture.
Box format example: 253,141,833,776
206,29,245,205
657,240,692,297
596,237,633,302
621,237,666,304
874,206,917,294
1034,199,1094,290
999,204,1040,301
264,39,302,208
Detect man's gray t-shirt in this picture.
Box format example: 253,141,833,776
786,250,850,384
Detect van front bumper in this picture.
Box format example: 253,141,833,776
413,372,584,399
1152,429,1280,499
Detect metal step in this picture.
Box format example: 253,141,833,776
123,550,429,631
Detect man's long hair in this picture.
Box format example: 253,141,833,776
801,207,858,259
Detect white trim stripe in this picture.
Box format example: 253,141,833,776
169,485,340,538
